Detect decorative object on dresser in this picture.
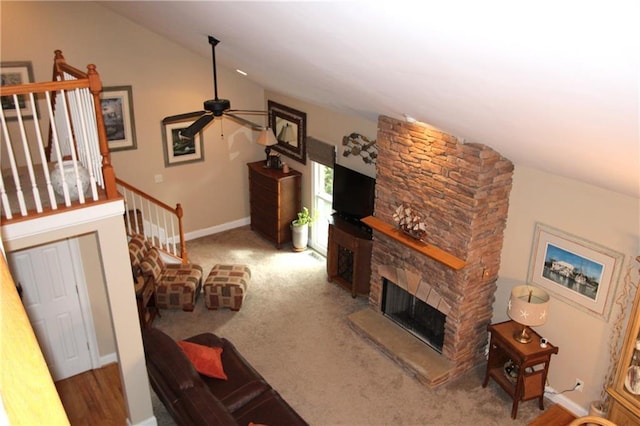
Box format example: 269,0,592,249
606,256,640,425
247,160,301,249
507,285,550,344
482,320,558,419
268,100,307,164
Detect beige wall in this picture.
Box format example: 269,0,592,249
3,0,639,416
1,1,265,234
78,233,116,357
2,204,154,425
496,165,639,410
264,91,378,209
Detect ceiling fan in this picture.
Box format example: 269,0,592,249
179,35,268,140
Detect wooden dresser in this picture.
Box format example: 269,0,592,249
247,161,301,249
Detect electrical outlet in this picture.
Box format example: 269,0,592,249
575,379,584,392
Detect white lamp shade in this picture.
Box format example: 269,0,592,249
256,128,277,146
507,285,550,327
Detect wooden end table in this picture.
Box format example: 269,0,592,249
482,320,558,419
135,274,158,328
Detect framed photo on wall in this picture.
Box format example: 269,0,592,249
527,222,624,320
100,86,137,151
0,61,38,120
162,112,204,167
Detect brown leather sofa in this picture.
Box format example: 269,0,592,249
142,327,308,426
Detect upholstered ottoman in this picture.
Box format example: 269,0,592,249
153,262,203,311
203,264,251,311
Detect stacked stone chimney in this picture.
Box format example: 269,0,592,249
369,115,514,382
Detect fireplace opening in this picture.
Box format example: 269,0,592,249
381,278,446,353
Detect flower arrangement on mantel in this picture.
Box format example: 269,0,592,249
392,203,427,240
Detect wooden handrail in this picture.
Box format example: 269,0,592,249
116,179,179,212
116,178,187,262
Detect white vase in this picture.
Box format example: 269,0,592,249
291,222,309,252
50,160,90,200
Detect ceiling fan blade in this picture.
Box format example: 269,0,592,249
179,114,214,139
172,111,208,121
226,109,269,115
224,112,264,131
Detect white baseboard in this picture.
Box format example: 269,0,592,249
184,217,250,241
128,415,157,426
544,385,589,417
99,352,118,367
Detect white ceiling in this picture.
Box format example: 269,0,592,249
100,1,640,198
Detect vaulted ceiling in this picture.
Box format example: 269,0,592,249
100,1,639,198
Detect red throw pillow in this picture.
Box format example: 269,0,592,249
176,340,227,380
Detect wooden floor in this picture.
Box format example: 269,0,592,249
528,404,577,426
55,363,127,425
55,363,576,426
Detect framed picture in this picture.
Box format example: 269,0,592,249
100,86,137,151
161,112,204,167
268,100,307,164
527,223,624,320
1,61,37,120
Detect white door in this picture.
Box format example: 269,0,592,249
8,239,93,380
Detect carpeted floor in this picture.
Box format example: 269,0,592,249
150,226,551,425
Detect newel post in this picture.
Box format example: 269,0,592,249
87,64,118,199
176,203,188,263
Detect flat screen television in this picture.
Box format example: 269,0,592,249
332,163,376,221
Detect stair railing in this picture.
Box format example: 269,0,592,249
116,178,188,262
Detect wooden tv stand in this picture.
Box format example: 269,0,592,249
326,215,373,298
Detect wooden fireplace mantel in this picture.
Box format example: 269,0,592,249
361,216,466,270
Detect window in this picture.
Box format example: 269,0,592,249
310,162,333,255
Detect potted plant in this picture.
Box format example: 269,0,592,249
291,207,314,251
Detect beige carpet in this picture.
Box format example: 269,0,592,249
150,226,550,425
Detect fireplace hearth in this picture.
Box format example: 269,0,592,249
382,278,445,352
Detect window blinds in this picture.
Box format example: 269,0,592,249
307,136,336,168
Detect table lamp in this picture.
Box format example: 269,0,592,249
256,127,277,165
507,284,550,344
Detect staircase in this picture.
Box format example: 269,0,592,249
116,178,188,262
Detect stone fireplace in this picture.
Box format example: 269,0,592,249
354,115,514,386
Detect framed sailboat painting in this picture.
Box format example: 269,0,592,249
527,222,624,320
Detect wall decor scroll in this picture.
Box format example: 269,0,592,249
342,132,377,164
